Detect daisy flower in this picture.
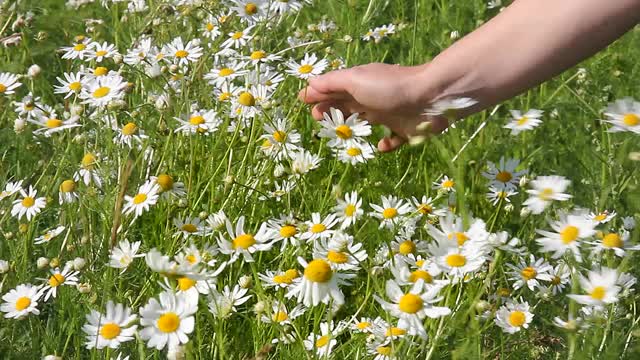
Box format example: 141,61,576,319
494,300,534,334
14,92,44,120
482,157,527,191
411,195,446,218
175,109,220,135
589,230,640,257
74,153,103,188
258,268,300,290
350,316,380,333
286,257,354,307
390,237,429,258
536,210,596,260
40,266,79,301
506,254,553,291
303,321,347,357
367,340,397,360
270,0,303,13
165,37,203,66
11,186,46,221
204,61,248,88
433,175,456,193
426,212,489,249
486,186,518,206
431,242,487,278
222,26,254,49
82,301,137,349
334,191,363,229
217,216,273,263
108,240,144,271
87,41,119,62
523,175,572,214
259,117,302,160
300,213,338,243
245,49,281,65
201,16,221,40
123,37,153,66
589,210,616,224
504,109,544,135
230,0,266,24
60,37,92,60
29,108,81,137
208,285,252,318
318,107,372,148
547,262,571,295
313,232,367,271
260,301,306,326
139,291,197,350
390,259,444,287
285,53,329,79
568,267,620,306
0,180,23,201
369,195,413,230
173,216,205,238
113,122,148,148
1,284,42,319
58,179,79,204
34,226,66,245
264,214,301,250
231,89,260,119
290,149,322,176
0,72,21,96
602,97,640,134
422,97,478,116
122,181,160,218
375,280,451,339
150,174,187,201
81,74,127,107
335,141,376,164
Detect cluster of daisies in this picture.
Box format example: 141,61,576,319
1,0,639,359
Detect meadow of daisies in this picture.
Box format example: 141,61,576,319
1,0,639,359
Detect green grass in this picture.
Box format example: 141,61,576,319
0,0,639,359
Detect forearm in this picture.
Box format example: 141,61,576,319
418,0,640,114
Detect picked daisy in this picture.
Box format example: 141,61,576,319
335,141,376,164
1,284,42,319
82,301,137,349
286,53,329,80
504,109,544,135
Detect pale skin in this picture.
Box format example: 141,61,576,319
298,0,640,152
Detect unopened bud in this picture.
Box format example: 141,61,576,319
49,257,60,268
27,64,41,78
239,275,252,289
0,260,9,274
73,257,86,270
77,282,92,293
253,300,266,314
37,257,50,269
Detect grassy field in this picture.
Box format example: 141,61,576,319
0,0,639,359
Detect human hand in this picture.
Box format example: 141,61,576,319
297,63,449,152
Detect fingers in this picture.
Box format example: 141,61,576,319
377,135,406,153
308,69,354,95
298,86,347,104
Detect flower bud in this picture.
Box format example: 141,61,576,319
77,282,92,294
253,301,266,314
73,257,86,271
37,257,50,269
520,207,531,218
49,257,60,268
113,53,123,64
27,64,41,78
0,260,9,273
14,117,26,133
239,275,252,289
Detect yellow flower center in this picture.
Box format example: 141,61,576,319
521,267,537,280
100,323,121,340
273,130,287,143
602,233,623,248
445,254,466,267
175,50,189,58
409,269,433,283
0,84,6,93
219,92,231,101
60,180,76,193
92,86,111,98
398,293,423,314
304,259,332,283
69,81,82,92
132,193,147,205
74,43,86,51
206,23,215,31
335,124,353,139
284,269,298,279
232,31,244,40
177,276,196,291
398,240,416,255
496,171,513,183
315,335,329,348
418,204,433,214
245,3,258,14
377,346,392,356
81,153,96,169
327,250,349,264
442,179,455,188
15,297,31,311
122,122,138,136
46,119,63,128
189,115,205,125
346,147,361,157
344,204,356,216
93,67,108,76
590,286,606,300
95,50,107,57
272,311,288,322
238,92,255,106
279,225,297,238
157,312,180,333
382,207,398,219
219,68,234,77
155,174,174,192
181,224,198,233
385,327,406,337
517,117,529,126
21,197,35,208
623,113,640,126
310,223,326,233
448,232,469,246
508,311,526,327
273,274,293,284
250,50,266,60
551,276,561,285
48,273,66,287
298,64,314,74
560,225,579,244
538,188,554,200
232,234,256,249
356,321,371,330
